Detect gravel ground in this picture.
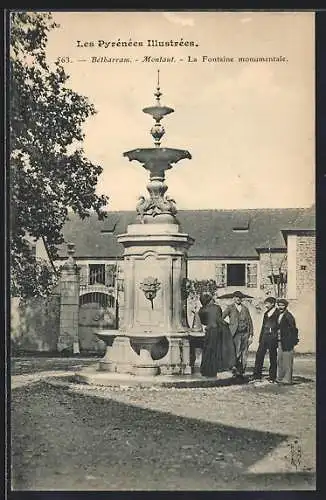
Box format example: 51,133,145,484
10,356,316,491
11,357,96,376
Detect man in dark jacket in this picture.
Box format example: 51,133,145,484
249,296,279,383
276,298,299,384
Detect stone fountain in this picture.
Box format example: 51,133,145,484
98,71,194,377
73,73,232,387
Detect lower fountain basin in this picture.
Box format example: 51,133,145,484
95,330,119,373
129,335,166,345
129,335,167,354
129,335,167,376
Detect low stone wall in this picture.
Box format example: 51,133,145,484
11,295,61,352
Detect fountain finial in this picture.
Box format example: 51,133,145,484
142,72,175,147
154,69,162,105
147,70,172,147
123,74,192,223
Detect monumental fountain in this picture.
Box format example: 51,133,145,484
74,73,230,387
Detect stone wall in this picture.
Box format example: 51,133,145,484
296,234,315,297
11,294,61,352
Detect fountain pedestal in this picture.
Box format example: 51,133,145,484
108,222,194,376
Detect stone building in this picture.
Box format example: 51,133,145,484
52,205,315,353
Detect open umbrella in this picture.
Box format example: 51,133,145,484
218,290,253,299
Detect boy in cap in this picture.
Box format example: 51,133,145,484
222,290,253,378
276,298,299,384
249,296,279,383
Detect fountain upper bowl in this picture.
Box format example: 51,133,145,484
123,147,192,166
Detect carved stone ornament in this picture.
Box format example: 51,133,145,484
136,193,177,221
139,276,161,309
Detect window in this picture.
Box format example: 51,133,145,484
232,228,249,233
227,264,246,286
232,216,250,232
89,264,105,285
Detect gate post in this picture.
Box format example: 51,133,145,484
57,243,80,354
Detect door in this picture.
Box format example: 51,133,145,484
78,292,116,353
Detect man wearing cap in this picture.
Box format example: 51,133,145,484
276,298,299,384
250,296,279,383
222,291,254,378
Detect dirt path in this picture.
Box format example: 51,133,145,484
11,377,315,491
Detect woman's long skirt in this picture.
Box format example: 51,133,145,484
200,323,236,377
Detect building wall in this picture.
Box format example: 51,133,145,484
35,238,52,263
258,251,287,296
288,295,315,353
296,234,315,297
287,234,297,299
55,244,315,353
188,259,261,298
74,258,263,297
293,234,315,352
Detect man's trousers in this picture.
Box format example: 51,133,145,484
253,338,278,380
277,344,294,384
233,331,250,375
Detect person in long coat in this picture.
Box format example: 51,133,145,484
198,293,236,377
222,291,254,378
276,298,299,384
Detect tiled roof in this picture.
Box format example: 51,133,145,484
56,207,315,260
281,204,316,232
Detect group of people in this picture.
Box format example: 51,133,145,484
195,290,299,385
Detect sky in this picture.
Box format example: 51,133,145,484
45,11,315,211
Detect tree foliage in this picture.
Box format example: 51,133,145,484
11,254,59,301
10,12,108,298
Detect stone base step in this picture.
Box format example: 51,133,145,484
70,369,243,388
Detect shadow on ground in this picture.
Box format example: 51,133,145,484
11,382,314,491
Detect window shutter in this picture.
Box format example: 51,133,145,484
246,263,258,288
215,263,226,287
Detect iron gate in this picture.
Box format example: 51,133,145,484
78,292,116,352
